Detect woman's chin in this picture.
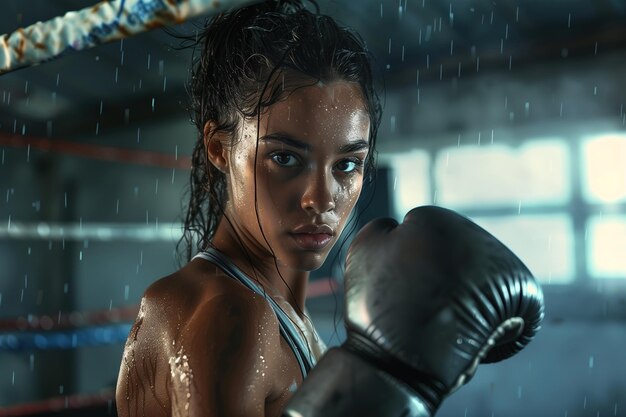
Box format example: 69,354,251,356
282,250,330,272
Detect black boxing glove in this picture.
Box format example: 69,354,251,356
282,206,544,417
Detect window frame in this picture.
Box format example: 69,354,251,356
380,131,626,292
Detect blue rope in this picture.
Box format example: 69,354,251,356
0,323,132,352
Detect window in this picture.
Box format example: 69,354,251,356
581,134,626,204
435,141,571,207
587,213,626,278
387,138,583,285
387,133,626,284
387,149,430,219
471,215,575,284
581,133,626,280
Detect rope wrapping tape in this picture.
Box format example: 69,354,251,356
0,0,260,75
0,323,132,351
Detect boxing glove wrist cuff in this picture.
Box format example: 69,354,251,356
344,332,445,412
282,347,434,417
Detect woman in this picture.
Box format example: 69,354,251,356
116,1,382,416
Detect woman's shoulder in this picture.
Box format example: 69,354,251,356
144,257,268,301
140,258,279,338
117,260,284,416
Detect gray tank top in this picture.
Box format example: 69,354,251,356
192,247,316,378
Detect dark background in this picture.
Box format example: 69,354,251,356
1,0,625,416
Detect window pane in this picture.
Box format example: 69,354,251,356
435,140,570,208
587,215,626,278
387,150,431,220
471,214,575,284
581,134,626,204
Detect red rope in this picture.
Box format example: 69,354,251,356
0,279,339,332
0,133,191,169
0,389,114,417
0,305,139,332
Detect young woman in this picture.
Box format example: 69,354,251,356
115,1,382,416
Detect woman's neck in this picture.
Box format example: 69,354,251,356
209,218,309,316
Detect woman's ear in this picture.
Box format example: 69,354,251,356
203,121,229,174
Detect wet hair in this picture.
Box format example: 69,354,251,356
176,0,384,263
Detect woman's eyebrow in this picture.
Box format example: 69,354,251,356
260,132,369,153
338,139,369,154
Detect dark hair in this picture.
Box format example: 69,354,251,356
176,0,384,263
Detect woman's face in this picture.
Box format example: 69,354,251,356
222,80,370,271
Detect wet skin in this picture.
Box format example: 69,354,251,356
116,79,370,417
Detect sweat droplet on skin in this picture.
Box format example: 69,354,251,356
169,347,194,412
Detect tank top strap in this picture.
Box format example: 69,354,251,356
192,247,316,378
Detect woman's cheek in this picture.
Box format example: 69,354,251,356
258,171,295,219
342,174,364,204
335,175,363,220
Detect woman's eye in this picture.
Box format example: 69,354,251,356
336,159,363,173
271,152,299,167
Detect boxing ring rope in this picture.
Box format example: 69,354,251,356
0,0,264,75
0,130,188,241
1,220,182,241
0,389,115,417
0,306,137,352
0,279,337,352
0,117,340,348
0,278,337,414
0,305,139,332
0,133,192,170
0,323,133,351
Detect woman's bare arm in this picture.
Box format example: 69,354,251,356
171,292,279,416
117,284,281,417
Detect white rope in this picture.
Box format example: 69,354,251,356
0,0,261,75
0,221,182,241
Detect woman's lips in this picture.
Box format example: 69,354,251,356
290,233,333,250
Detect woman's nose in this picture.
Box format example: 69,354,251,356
301,171,336,214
